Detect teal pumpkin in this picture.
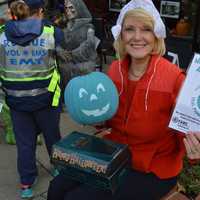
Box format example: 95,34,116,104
64,72,119,125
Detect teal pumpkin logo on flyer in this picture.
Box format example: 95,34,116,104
64,72,119,125
191,87,200,117
197,96,200,109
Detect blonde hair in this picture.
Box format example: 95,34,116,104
10,1,30,20
113,8,166,59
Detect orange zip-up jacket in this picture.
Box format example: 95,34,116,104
106,55,186,179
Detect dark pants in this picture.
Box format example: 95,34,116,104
10,106,61,185
47,169,177,200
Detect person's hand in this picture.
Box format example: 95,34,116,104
94,128,111,138
183,132,200,160
56,47,72,62
58,50,72,62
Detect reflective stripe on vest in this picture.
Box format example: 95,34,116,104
48,69,61,107
4,87,48,97
0,66,55,81
52,84,61,106
0,25,5,34
3,69,61,106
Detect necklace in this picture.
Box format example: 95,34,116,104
130,72,142,77
129,69,146,79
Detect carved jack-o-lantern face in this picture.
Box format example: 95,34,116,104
79,83,110,117
64,72,119,125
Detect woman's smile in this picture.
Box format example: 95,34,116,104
122,16,155,61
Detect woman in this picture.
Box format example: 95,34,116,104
0,0,63,198
47,0,200,199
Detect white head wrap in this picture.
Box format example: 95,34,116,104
111,0,166,40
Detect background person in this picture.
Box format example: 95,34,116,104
0,1,8,25
0,0,44,145
0,0,17,145
0,2,16,144
0,0,63,198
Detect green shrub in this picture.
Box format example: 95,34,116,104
179,158,200,198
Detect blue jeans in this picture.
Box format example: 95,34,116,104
10,106,61,185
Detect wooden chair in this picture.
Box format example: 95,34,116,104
164,36,194,70
92,17,115,71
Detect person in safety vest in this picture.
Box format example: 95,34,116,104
0,0,64,198
0,0,43,145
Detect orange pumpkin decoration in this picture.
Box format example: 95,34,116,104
176,18,191,36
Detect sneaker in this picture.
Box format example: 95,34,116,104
51,168,59,177
20,185,33,199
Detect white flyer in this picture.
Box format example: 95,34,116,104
169,53,200,133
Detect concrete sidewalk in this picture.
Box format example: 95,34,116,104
0,112,96,200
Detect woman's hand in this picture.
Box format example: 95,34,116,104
94,128,111,138
183,132,200,160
